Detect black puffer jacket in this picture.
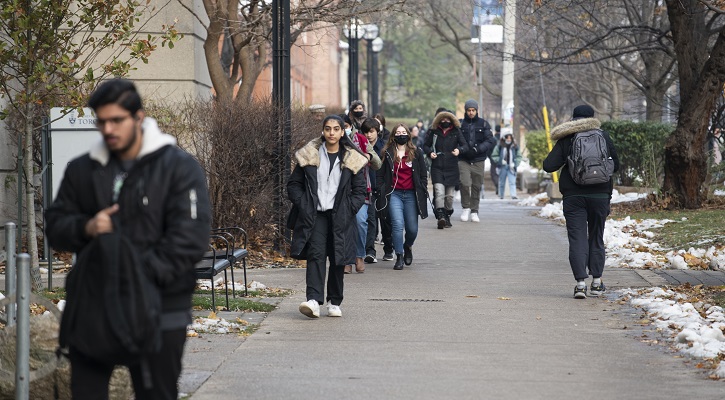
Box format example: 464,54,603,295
459,113,496,163
46,118,212,315
422,111,469,186
376,147,429,219
543,118,620,198
287,137,367,264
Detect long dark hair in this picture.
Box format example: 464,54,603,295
383,123,417,163
321,114,360,155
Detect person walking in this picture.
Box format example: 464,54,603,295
45,79,212,400
348,100,368,133
287,115,367,317
489,124,502,195
377,124,429,270
458,99,496,222
543,105,620,299
423,109,468,229
492,131,522,200
358,118,384,265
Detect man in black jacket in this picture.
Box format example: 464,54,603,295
458,99,496,222
543,105,619,300
46,79,211,399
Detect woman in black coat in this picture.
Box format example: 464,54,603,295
422,110,468,228
376,123,429,270
287,115,368,318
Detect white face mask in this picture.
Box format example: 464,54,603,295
505,139,512,145
345,128,352,136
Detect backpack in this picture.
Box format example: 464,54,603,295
567,129,615,185
59,227,161,367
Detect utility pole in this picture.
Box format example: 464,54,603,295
501,0,516,129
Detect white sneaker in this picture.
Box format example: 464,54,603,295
470,213,480,223
460,208,471,222
327,304,342,317
299,299,320,318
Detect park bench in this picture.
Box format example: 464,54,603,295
194,227,249,310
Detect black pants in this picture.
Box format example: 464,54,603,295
306,211,344,306
376,207,394,256
489,157,499,193
69,328,187,400
562,196,610,281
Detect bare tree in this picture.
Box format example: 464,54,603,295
184,0,407,103
663,0,725,208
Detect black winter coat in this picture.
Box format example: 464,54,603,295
543,117,620,198
287,138,368,265
45,119,212,315
376,147,429,219
458,115,496,163
422,111,468,186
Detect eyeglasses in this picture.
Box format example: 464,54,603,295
95,114,133,129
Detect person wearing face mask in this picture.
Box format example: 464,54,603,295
287,115,367,318
374,113,391,147
422,109,468,229
376,124,429,270
338,113,376,273
348,100,368,133
491,131,522,199
458,99,496,223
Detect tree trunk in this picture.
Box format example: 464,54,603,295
24,103,43,291
645,88,666,122
663,0,725,208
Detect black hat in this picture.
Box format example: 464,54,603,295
572,105,594,119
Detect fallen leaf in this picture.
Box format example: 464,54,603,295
207,311,218,320
465,295,479,298
536,316,542,320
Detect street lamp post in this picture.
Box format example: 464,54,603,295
369,37,383,115
343,21,366,106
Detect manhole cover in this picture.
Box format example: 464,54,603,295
369,299,443,302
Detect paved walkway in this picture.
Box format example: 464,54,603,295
182,196,725,399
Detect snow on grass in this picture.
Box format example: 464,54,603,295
532,194,725,270
518,192,548,207
621,288,725,377
715,189,725,196
188,312,250,335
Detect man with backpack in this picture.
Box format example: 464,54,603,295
458,99,496,222
46,79,211,399
543,105,619,299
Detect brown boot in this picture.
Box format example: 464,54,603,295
344,265,353,274
355,257,365,273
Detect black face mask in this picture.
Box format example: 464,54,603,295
394,135,409,145
352,110,364,118
439,121,452,129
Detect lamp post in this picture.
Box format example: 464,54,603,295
369,37,383,116
343,20,366,106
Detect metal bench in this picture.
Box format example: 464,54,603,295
194,227,249,310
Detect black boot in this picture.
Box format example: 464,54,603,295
444,209,453,228
436,208,446,229
404,245,413,265
393,253,404,270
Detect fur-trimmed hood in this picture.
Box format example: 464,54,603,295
550,118,601,141
89,117,176,166
294,137,368,174
431,111,461,130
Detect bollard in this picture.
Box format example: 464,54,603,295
15,253,30,400
5,222,16,327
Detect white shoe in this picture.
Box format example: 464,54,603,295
327,304,342,317
299,299,320,318
470,213,479,223
460,208,470,222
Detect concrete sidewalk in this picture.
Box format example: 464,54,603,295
182,196,724,399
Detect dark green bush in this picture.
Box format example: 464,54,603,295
523,130,549,170
601,120,674,187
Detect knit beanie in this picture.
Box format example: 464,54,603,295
464,99,479,111
572,105,594,119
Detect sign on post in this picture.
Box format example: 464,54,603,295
48,108,99,200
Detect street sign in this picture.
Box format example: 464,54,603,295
48,107,99,200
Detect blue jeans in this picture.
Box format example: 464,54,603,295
355,203,368,259
498,166,517,198
389,190,419,255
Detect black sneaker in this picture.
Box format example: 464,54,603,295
382,252,394,261
403,245,413,265
437,217,446,229
574,285,587,299
590,281,606,296
444,215,452,228
364,254,378,263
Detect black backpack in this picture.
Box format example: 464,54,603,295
567,129,615,185
59,228,161,367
